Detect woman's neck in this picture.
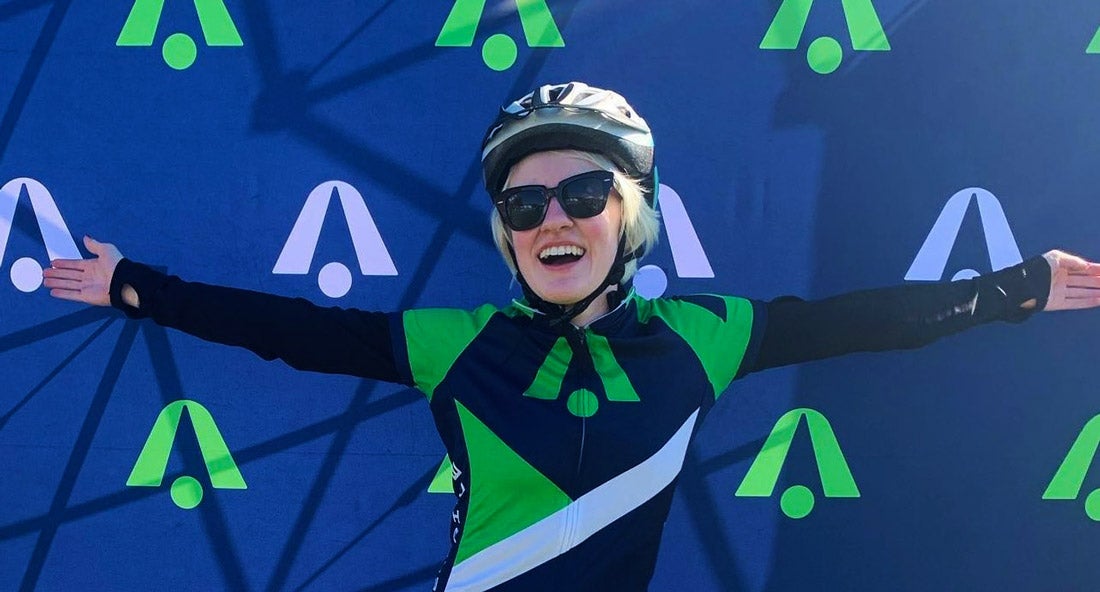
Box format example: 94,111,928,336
569,286,617,327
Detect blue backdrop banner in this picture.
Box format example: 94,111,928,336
2,1,1100,590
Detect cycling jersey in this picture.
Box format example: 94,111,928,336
396,293,760,591
108,256,1049,591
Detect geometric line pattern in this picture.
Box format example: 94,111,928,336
0,0,585,589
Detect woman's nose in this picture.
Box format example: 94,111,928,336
541,194,572,229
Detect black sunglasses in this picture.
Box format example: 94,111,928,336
494,170,615,232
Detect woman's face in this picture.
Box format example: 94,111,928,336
507,151,622,306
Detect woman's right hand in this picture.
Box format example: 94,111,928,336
42,236,129,307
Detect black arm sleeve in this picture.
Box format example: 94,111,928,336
109,259,410,385
748,256,1051,373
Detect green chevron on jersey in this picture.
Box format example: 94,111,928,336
588,334,641,403
454,400,572,563
523,337,572,400
403,304,498,402
636,295,754,400
521,334,639,415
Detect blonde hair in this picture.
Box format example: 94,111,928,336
489,149,660,282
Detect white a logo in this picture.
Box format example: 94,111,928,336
0,178,80,293
273,181,397,298
905,187,1022,282
633,183,714,299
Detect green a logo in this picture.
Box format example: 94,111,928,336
116,0,243,70
127,400,247,509
735,408,859,518
436,0,564,72
1043,414,1100,521
521,335,639,418
760,0,890,75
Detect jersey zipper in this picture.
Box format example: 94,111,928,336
566,325,590,478
561,324,590,552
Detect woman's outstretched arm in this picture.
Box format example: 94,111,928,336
745,250,1100,374
43,236,409,384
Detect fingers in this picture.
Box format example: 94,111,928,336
1066,263,1100,276
83,235,120,257
49,258,90,271
42,266,84,281
1058,296,1100,310
1063,260,1100,274
1065,275,1100,290
83,235,103,256
81,235,124,265
42,275,83,290
1050,250,1100,272
48,288,90,303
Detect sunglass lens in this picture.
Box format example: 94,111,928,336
561,175,610,218
506,188,548,231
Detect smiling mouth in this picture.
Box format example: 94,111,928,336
539,245,586,266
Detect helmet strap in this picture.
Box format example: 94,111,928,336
508,237,631,327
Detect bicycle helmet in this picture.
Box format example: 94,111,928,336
482,82,656,201
480,82,657,325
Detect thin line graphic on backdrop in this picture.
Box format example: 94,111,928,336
0,0,74,165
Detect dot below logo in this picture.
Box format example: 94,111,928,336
759,0,890,75
735,408,860,518
273,181,398,299
436,0,564,71
116,0,244,70
0,178,80,294
127,400,246,510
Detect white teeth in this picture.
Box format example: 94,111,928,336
538,245,586,260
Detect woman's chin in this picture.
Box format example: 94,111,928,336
537,292,585,306
529,280,613,307
522,261,612,306
529,283,589,306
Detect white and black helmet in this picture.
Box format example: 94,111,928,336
481,82,656,202
480,82,657,325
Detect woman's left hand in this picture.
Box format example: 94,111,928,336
1041,250,1100,312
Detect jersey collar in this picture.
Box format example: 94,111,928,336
511,287,638,331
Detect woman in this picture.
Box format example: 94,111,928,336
43,82,1100,591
